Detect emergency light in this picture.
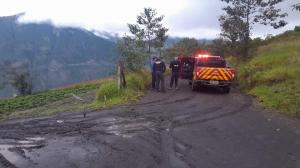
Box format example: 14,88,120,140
197,54,209,58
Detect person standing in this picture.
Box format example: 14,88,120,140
153,57,166,92
169,57,180,89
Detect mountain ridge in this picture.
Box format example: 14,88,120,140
0,14,118,98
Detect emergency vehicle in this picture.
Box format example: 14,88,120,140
178,54,235,93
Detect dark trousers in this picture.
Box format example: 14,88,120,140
155,72,165,92
170,72,179,88
152,72,156,89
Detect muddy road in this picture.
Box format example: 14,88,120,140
0,79,300,168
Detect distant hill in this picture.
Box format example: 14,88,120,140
0,14,117,98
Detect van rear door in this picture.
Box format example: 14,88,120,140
178,57,194,80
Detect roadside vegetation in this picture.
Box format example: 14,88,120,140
94,70,150,107
0,70,150,120
0,79,107,120
228,30,300,117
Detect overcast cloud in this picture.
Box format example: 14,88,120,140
0,0,299,39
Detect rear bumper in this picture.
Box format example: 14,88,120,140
193,79,231,87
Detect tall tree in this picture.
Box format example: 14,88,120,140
219,15,247,55
220,0,287,57
128,8,168,55
293,3,300,11
117,36,147,70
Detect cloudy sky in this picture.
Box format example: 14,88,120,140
0,0,299,39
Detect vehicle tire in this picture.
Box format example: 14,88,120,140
223,86,230,94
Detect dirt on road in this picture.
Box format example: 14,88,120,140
0,79,300,168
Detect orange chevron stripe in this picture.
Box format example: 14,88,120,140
205,70,215,79
207,69,220,80
202,68,214,79
198,67,209,78
224,69,233,80
196,68,235,81
204,69,214,80
217,74,225,80
218,69,228,81
211,76,218,80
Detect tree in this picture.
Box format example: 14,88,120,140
11,71,32,96
0,61,33,96
206,38,230,56
293,3,300,11
128,8,168,55
117,36,147,70
219,15,247,55
220,0,288,57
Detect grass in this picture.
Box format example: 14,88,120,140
228,31,300,117
93,70,151,108
0,78,111,120
0,71,151,120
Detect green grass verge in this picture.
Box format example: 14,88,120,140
0,70,151,121
228,31,300,117
93,70,151,108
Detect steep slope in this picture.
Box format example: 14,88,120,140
236,31,300,117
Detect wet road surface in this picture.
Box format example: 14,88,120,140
0,79,300,168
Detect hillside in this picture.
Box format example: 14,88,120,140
0,70,150,120
233,30,300,117
0,14,117,98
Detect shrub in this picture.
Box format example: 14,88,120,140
95,70,151,105
96,81,120,101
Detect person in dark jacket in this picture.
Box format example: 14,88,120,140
153,57,166,92
169,57,180,89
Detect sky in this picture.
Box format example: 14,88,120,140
0,0,299,39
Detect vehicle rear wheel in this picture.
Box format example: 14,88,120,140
223,86,230,94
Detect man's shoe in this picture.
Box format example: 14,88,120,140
168,87,173,90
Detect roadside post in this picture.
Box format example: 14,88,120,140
117,61,126,90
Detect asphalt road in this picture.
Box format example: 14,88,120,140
0,79,299,168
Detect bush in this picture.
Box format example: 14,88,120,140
96,81,120,101
95,70,151,105
294,26,300,32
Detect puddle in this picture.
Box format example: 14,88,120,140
18,137,45,144
26,137,45,141
106,121,152,138
99,117,117,124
